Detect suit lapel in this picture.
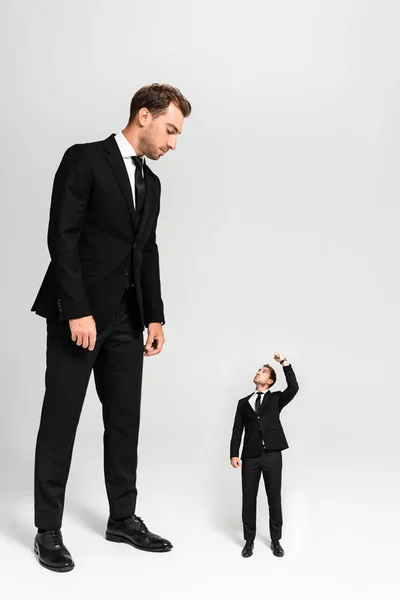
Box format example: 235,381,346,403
258,390,272,415
244,393,256,414
103,134,135,230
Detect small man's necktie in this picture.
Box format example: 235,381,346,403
255,392,263,412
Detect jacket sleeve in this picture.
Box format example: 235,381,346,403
279,364,299,411
230,401,244,459
47,144,92,321
140,177,165,326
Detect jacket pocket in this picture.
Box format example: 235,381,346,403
81,261,102,276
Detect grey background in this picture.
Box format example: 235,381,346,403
0,0,399,598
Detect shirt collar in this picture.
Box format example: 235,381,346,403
114,130,140,160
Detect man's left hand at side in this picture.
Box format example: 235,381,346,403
144,323,165,356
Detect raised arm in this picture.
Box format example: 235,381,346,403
273,352,299,411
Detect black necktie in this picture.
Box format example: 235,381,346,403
132,156,145,214
255,392,263,412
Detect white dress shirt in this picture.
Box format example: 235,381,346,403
114,130,144,210
248,390,268,412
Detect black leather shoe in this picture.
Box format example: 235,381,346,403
241,540,254,558
271,540,284,557
34,530,75,572
106,515,172,552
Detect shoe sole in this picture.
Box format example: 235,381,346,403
105,531,172,552
241,553,253,558
33,544,75,572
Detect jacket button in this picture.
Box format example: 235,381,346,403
257,416,260,419
123,268,128,276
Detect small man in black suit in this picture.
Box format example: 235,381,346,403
230,352,299,558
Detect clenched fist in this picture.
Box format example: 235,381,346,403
144,322,165,357
69,315,97,351
273,352,287,364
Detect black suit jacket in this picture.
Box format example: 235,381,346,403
230,365,299,459
31,135,165,330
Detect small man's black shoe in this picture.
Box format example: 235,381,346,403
241,540,254,558
271,540,284,557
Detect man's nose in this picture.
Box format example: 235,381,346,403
168,137,177,151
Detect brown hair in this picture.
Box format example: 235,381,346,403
263,364,277,387
129,83,192,122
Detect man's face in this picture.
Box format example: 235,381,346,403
139,102,184,160
253,366,273,388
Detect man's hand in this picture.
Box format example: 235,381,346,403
230,457,242,468
69,316,97,351
274,352,288,365
144,323,165,357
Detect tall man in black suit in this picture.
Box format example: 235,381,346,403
31,84,191,572
230,352,299,558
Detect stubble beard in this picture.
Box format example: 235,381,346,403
140,127,160,161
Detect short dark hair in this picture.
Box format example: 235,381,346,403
263,364,277,387
129,83,192,123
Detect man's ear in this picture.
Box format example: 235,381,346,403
267,378,274,387
138,107,151,126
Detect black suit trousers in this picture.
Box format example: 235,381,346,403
34,288,144,530
241,450,283,541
